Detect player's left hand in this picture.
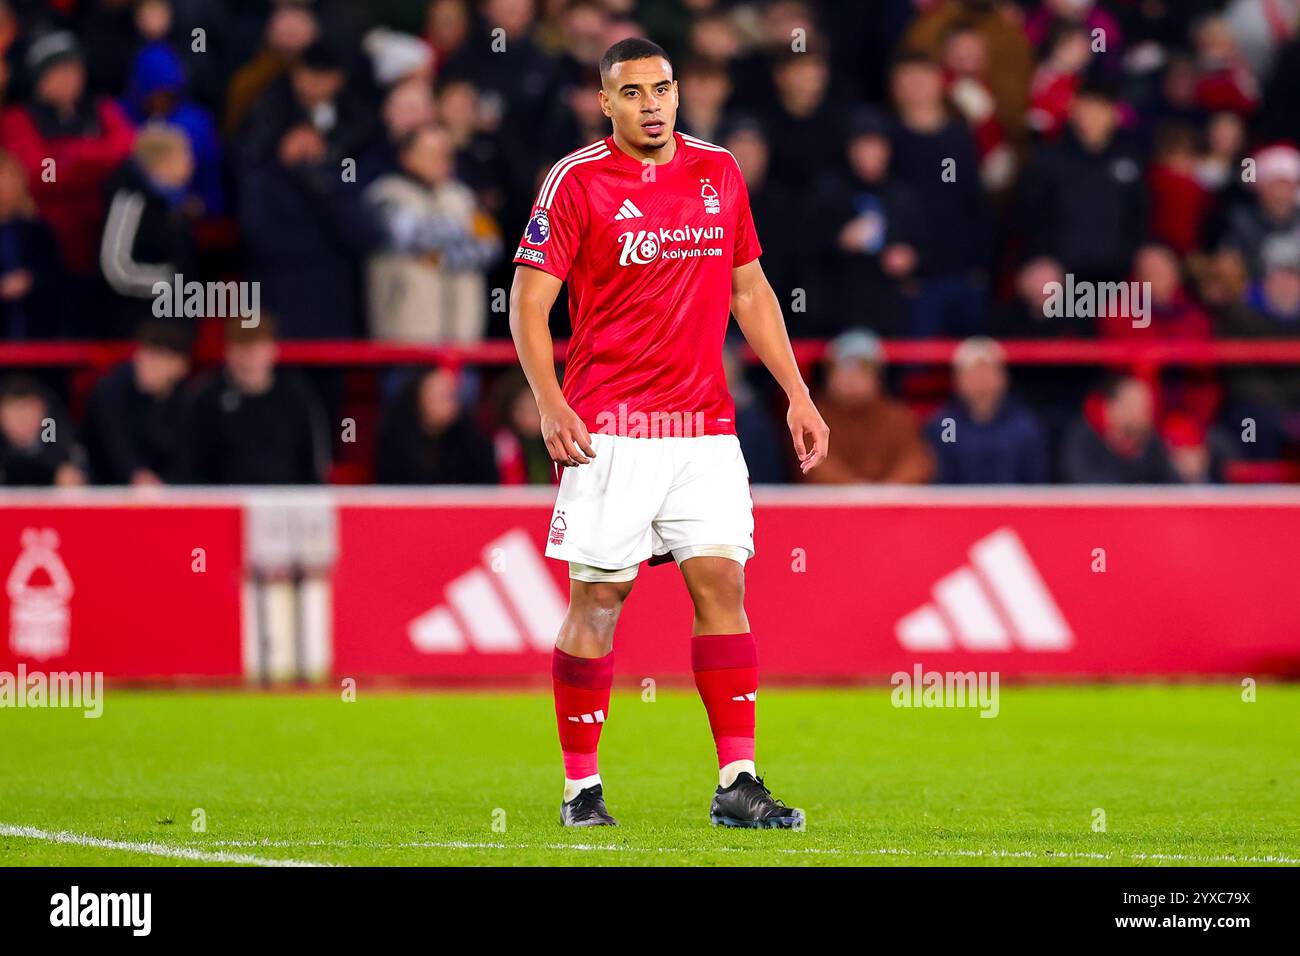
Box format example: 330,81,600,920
788,395,829,475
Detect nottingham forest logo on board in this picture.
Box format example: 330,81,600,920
7,528,73,660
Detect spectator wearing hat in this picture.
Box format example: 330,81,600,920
0,148,63,340
83,320,193,485
888,50,991,338
805,329,934,484
1215,234,1300,457
926,337,1048,484
98,125,197,337
364,123,501,343
122,39,223,214
812,108,921,339
184,317,330,484
1222,143,1300,278
0,29,135,282
0,374,86,486
376,366,497,485
1062,376,1181,484
362,26,433,90
1019,77,1148,285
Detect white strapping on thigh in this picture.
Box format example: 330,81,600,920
568,562,640,583
670,544,749,566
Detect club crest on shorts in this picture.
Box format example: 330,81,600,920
549,512,567,546
524,208,551,245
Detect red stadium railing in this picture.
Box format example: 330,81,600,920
6,338,1297,485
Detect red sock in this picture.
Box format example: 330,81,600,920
552,647,614,780
691,633,758,768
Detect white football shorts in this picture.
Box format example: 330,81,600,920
545,433,754,579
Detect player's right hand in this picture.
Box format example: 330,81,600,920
539,400,596,467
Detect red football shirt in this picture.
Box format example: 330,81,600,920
513,132,762,438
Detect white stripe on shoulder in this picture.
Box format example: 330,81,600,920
538,147,610,209
536,140,606,201
681,133,735,158
536,141,609,209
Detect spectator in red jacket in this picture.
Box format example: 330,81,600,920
1101,243,1212,339
492,370,554,486
1062,376,1182,484
941,22,1015,190
1148,124,1213,255
1192,16,1261,117
1027,25,1091,141
0,30,134,280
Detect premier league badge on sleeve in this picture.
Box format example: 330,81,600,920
524,208,551,245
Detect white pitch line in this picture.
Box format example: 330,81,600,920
187,838,1300,865
0,824,335,867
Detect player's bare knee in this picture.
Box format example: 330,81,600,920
683,560,745,615
562,578,633,647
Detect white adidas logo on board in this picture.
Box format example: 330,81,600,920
895,527,1073,652
408,529,567,654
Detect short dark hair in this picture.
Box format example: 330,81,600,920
599,37,672,83
225,313,277,344
889,47,938,73
0,374,46,403
136,319,195,357
1101,375,1144,402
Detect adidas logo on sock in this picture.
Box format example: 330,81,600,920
730,692,757,702
566,710,606,724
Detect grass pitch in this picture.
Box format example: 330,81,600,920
1,685,1297,867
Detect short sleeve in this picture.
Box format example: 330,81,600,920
731,158,763,268
513,165,586,281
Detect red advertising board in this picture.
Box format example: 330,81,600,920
0,500,244,678
331,490,1300,680
3,489,1297,682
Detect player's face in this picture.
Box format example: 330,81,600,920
600,57,678,154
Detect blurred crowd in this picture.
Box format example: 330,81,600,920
1,0,1299,486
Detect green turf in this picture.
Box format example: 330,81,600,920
1,685,1297,866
